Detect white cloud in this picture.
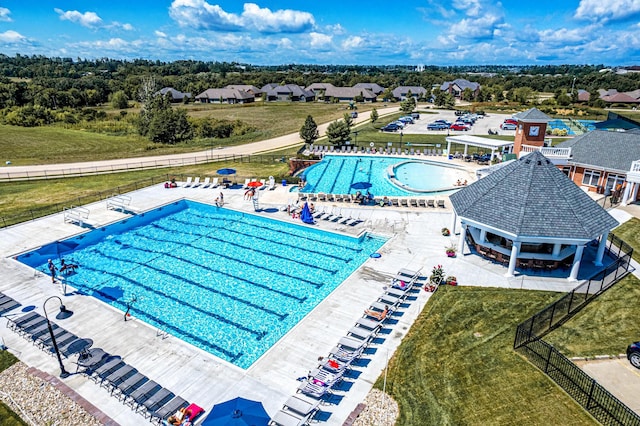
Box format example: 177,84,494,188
309,32,332,48
326,24,346,35
155,31,167,38
0,30,25,43
55,8,103,28
0,7,12,22
169,1,314,33
452,0,483,17
342,36,364,50
575,0,640,22
447,13,503,40
108,22,135,31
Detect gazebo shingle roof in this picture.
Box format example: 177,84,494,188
513,107,551,122
450,151,618,240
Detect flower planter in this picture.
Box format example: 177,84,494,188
446,251,456,257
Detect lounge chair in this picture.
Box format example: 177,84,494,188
399,199,409,207
150,395,189,424
317,193,327,202
182,177,193,187
259,179,267,190
270,408,312,426
91,359,127,384
364,305,391,321
191,177,201,188
308,368,343,388
211,177,219,188
355,317,384,331
409,199,418,207
319,357,353,374
329,345,363,363
347,325,377,342
201,177,211,188
297,381,331,399
418,199,426,207
427,199,435,208
0,294,19,315
112,372,148,399
124,380,161,409
100,364,137,390
283,394,321,418
242,178,251,189
140,388,175,416
437,199,446,208
390,198,399,207
268,176,276,190
336,336,367,352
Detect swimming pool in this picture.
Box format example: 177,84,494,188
17,201,386,369
547,119,596,135
301,155,464,196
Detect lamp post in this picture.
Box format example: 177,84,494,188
43,296,73,378
400,131,404,149
352,130,359,148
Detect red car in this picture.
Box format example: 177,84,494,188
504,118,518,125
450,123,470,131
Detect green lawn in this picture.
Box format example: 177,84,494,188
0,351,27,426
545,274,640,357
376,286,596,425
612,217,640,263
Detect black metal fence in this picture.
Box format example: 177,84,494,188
514,234,638,425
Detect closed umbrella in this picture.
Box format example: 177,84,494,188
350,181,372,190
202,397,270,426
300,202,314,224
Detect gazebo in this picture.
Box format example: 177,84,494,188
445,135,514,160
449,151,619,280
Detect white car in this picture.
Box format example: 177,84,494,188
500,123,517,130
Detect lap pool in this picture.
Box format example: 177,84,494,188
17,201,386,369
301,155,463,196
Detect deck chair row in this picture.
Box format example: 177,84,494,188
299,192,446,208
77,349,203,424
7,312,85,358
272,269,423,426
308,144,445,156
182,176,220,188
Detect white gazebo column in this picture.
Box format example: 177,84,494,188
505,241,521,277
463,144,468,156
594,232,609,266
569,245,585,281
479,229,487,243
621,184,632,206
552,243,562,257
450,211,457,235
491,148,496,160
457,224,467,255
447,140,452,157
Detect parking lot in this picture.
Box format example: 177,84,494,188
392,109,515,137
575,357,640,415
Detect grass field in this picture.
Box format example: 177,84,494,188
611,217,640,263
376,286,597,425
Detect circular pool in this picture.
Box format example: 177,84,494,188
388,160,460,193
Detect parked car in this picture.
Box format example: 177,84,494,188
411,112,420,119
381,123,401,132
504,118,518,125
398,116,414,124
435,119,452,126
627,341,640,368
450,123,470,131
392,120,406,128
427,122,448,130
500,122,517,130
350,111,358,118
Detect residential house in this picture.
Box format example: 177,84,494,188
225,85,262,97
577,89,590,102
440,79,481,99
261,84,315,102
597,89,640,105
306,83,335,94
157,87,192,102
391,86,428,101
353,83,385,95
323,86,377,103
195,88,255,104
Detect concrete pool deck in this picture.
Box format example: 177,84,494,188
0,181,626,425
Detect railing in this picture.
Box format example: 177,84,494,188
520,145,572,159
0,153,290,182
514,234,638,426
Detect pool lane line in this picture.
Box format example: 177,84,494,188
162,217,343,274
82,251,289,327
306,159,330,194
70,271,246,361
184,210,363,255
327,158,346,194
133,227,326,290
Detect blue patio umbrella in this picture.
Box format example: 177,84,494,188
202,397,270,426
37,240,80,259
216,168,237,175
300,202,314,224
350,181,372,190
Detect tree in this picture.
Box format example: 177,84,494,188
370,108,379,124
110,90,129,109
400,97,415,114
461,88,474,101
343,112,353,128
138,94,194,144
299,115,319,144
325,120,351,146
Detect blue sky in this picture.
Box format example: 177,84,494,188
0,0,639,65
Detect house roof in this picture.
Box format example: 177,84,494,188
577,89,590,102
556,129,640,172
513,107,551,123
353,83,385,94
601,92,640,103
324,86,376,100
262,84,314,98
305,83,335,92
391,86,428,97
225,84,262,94
450,150,618,240
440,78,480,91
157,87,192,100
195,88,254,100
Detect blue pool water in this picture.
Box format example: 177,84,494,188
18,201,386,368
302,155,463,196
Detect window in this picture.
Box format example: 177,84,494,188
561,166,571,176
582,170,600,186
605,173,625,191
